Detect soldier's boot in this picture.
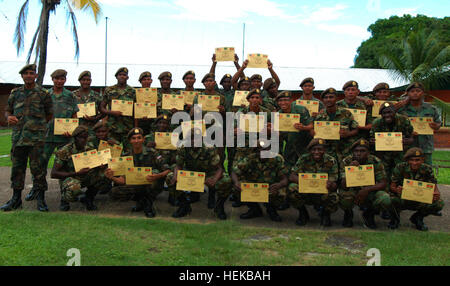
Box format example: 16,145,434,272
167,192,176,206
232,200,243,208
143,198,156,218
432,211,442,217
362,209,377,229
60,198,70,212
240,203,263,219
320,210,332,227
131,199,144,212
295,206,309,226
207,188,216,209
380,210,391,220
0,189,22,212
387,211,400,230
214,196,227,220
229,193,237,202
342,209,354,228
25,187,39,201
409,212,429,231
266,204,282,222
36,190,49,212
277,198,290,211
172,197,192,218
83,189,98,211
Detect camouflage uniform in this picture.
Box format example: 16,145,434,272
7,85,53,192
73,88,103,134
397,102,442,165
288,153,339,213
144,132,177,170
337,98,373,138
297,95,325,114
261,90,278,111
86,136,120,150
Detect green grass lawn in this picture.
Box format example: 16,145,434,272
0,211,448,266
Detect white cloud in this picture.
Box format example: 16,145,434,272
298,4,348,25
317,24,370,39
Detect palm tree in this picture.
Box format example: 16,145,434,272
14,0,102,85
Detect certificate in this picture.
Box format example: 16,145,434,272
241,183,269,203
215,47,235,62
239,114,265,133
401,179,434,204
98,140,123,158
162,94,185,110
134,103,157,119
77,103,96,118
96,148,112,166
176,170,205,193
111,100,133,116
295,100,320,115
54,118,79,135
345,108,367,127
197,95,221,112
274,113,300,132
409,117,434,135
314,121,340,140
126,167,152,185
298,173,328,194
155,132,179,150
233,91,249,107
181,120,206,137
375,132,403,151
108,156,134,176
247,54,268,68
71,149,99,173
136,88,158,103
372,100,397,117
181,91,200,105
345,165,375,187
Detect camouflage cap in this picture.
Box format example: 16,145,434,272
93,120,107,131
307,138,327,150
155,114,170,124
19,64,37,74
406,82,424,92
158,71,172,80
246,88,262,99
404,147,424,160
50,69,67,78
350,138,370,150
275,91,291,101
263,78,277,90
220,74,232,84
127,127,144,140
373,82,390,93
343,80,358,90
78,71,91,81
138,71,152,82
115,67,129,77
72,125,89,137
379,101,395,115
237,76,250,89
250,74,262,81
182,70,196,80
201,73,215,83
321,87,337,98
300,77,314,87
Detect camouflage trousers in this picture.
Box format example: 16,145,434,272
391,195,444,216
60,168,110,202
377,152,404,180
338,189,392,211
43,141,69,169
10,144,48,192
287,183,339,213
110,178,164,202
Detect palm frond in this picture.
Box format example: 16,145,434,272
429,95,450,115
14,0,30,55
65,0,80,61
70,0,102,23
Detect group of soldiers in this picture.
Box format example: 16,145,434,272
1,54,445,232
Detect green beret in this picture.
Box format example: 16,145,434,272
307,138,327,150
373,82,389,93
19,64,36,74
263,78,277,90
379,102,395,115
115,67,128,77
127,127,144,140
155,114,170,124
275,91,291,101
404,147,424,160
220,74,232,84
139,71,152,82
201,73,215,83
93,120,107,131
158,71,172,80
182,70,196,80
350,138,370,150
237,76,250,89
50,69,67,78
72,126,88,137
250,74,262,81
321,87,336,98
406,82,424,92
246,88,262,99
78,71,91,81
300,77,314,87
343,80,358,90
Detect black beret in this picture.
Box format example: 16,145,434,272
350,138,370,150
237,76,250,89
300,77,314,87
373,82,389,93
72,125,89,137
155,114,170,124
115,67,128,77
50,69,67,78
158,71,172,80
220,74,232,84
250,74,262,81
343,80,358,90
263,78,277,90
307,138,327,150
275,91,291,101
406,82,424,92
139,71,152,82
78,71,91,81
19,64,36,74
201,73,215,83
182,70,196,80
127,127,144,139
321,87,337,98
379,102,395,115
404,147,424,160
246,88,262,99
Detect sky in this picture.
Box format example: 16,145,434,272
0,0,448,74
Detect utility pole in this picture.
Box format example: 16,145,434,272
242,23,246,61
105,16,108,86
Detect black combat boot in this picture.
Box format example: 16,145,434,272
167,192,176,206
266,204,282,222
83,189,98,211
277,199,290,211
362,208,377,229
320,210,332,227
239,203,263,219
207,188,216,209
0,189,22,211
410,212,429,231
60,198,70,211
143,197,156,218
25,187,39,201
172,197,192,218
36,190,48,212
387,210,400,230
342,209,354,227
380,210,391,220
214,196,228,220
295,205,309,226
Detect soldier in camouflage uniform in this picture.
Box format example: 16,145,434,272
137,71,155,135
100,67,137,151
339,139,392,229
105,128,170,218
231,139,289,222
156,71,178,119
261,78,279,112
51,126,110,211
288,139,339,227
296,77,325,118
312,88,359,162
1,64,53,212
389,147,444,231
166,128,232,219
397,82,442,165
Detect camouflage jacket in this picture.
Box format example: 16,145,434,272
297,95,325,113
261,90,278,111
144,132,177,169
122,147,169,174
54,142,92,173
337,98,373,125
340,154,386,191
292,153,339,182
86,136,120,150
46,88,79,143
73,88,103,128
176,145,221,175
103,84,136,134
391,162,437,185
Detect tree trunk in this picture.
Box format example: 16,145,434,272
36,4,51,86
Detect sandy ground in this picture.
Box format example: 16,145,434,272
0,167,448,232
